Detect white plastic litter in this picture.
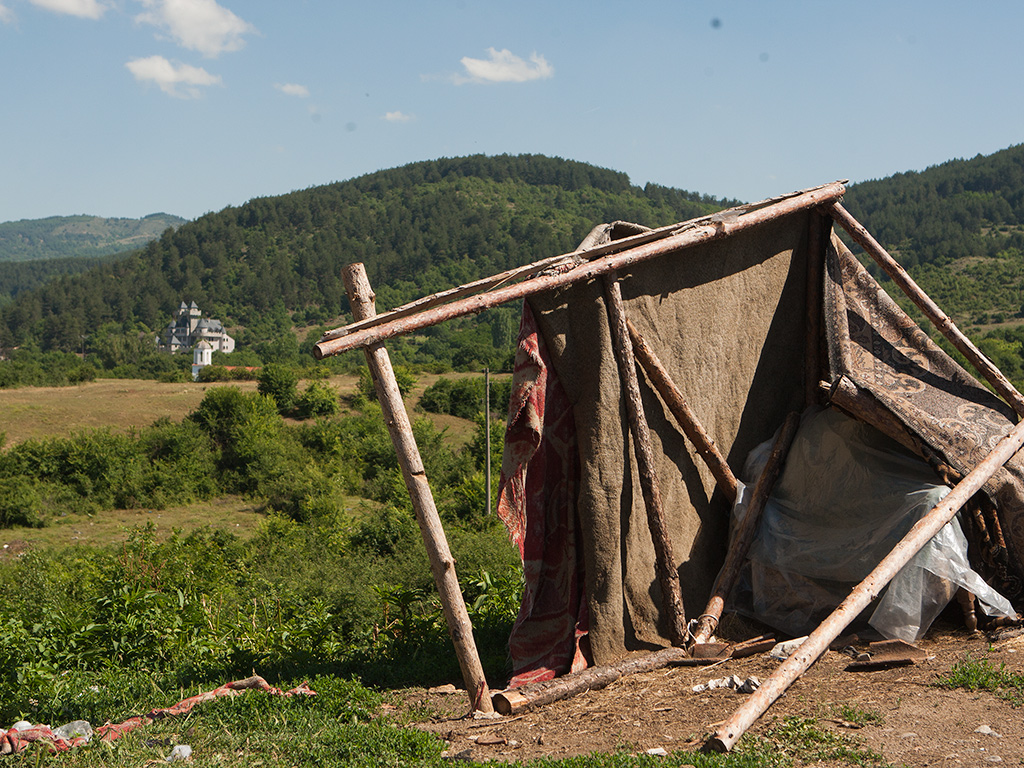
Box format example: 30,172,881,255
167,744,193,762
52,720,93,743
769,637,808,660
692,675,761,694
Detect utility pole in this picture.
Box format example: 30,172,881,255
484,367,491,516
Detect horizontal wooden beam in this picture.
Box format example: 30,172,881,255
314,182,848,358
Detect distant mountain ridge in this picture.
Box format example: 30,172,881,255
0,213,187,263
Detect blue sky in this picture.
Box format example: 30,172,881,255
2,0,1023,223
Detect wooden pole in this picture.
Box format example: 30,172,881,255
492,646,690,715
827,202,1024,417
627,319,740,504
602,272,687,645
485,367,491,517
691,412,801,646
342,263,493,713
705,415,1024,753
804,212,828,408
315,182,847,359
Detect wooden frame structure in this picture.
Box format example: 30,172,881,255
316,182,1024,749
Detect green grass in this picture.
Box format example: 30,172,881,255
1,675,892,768
935,653,1024,707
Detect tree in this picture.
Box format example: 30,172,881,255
257,363,299,413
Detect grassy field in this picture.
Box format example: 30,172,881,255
0,372,486,446
0,371,496,553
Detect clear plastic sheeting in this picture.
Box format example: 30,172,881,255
733,407,1014,641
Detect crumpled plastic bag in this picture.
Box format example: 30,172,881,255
732,407,1014,641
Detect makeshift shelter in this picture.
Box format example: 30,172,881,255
314,181,1024,746
496,207,1024,685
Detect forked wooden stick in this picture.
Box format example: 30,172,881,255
343,263,493,713
690,412,801,646
603,272,687,645
705,415,1024,752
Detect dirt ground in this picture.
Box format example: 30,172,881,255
405,620,1024,766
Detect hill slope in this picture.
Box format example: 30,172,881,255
0,155,732,358
0,213,186,262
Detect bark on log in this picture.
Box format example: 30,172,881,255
691,412,801,646
627,319,739,504
343,263,493,713
315,182,848,359
705,415,1024,753
603,272,687,645
828,202,1024,417
492,647,690,715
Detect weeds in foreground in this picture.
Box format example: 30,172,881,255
935,653,1024,707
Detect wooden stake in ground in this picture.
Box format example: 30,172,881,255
602,272,687,646
690,412,801,646
343,263,493,714
828,202,1024,417
705,415,1024,753
626,319,739,505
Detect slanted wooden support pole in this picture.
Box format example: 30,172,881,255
691,412,800,646
343,263,493,713
705,415,1024,753
603,272,687,646
626,319,739,504
828,202,1024,417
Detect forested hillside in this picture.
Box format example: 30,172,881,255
0,154,732,381
3,149,1024,388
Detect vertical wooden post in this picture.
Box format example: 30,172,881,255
602,272,688,645
804,211,828,408
485,367,491,517
343,263,493,713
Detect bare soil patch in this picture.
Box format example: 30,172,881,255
405,622,1024,766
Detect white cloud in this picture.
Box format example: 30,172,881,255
135,0,255,58
275,83,310,98
29,0,109,18
0,3,13,23
125,55,221,98
455,47,553,84
382,111,413,123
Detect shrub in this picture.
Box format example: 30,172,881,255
419,376,512,420
0,476,44,528
258,363,299,412
295,380,339,419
